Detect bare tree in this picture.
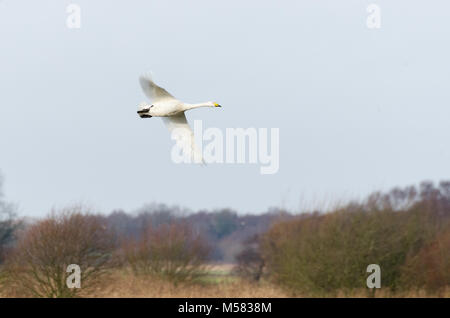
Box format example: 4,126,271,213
5,207,115,297
122,221,210,283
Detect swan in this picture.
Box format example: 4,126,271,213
137,74,221,163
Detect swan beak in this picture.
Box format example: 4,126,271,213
214,103,222,107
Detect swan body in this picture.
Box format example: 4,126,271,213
137,74,221,163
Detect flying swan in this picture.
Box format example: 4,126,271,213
137,74,221,163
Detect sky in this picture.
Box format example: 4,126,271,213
0,0,449,217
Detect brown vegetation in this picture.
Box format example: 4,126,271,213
2,267,448,298
89,269,290,298
261,182,450,295
121,222,210,283
401,222,450,292
0,181,449,298
3,208,115,297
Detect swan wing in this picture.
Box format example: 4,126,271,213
162,112,204,164
139,74,176,102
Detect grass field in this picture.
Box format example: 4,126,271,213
1,264,449,298
89,264,450,298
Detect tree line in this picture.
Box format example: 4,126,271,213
0,173,449,297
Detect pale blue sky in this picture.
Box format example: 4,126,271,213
1,1,449,217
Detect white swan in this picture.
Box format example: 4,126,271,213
137,74,221,163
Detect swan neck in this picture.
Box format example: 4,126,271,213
185,102,212,110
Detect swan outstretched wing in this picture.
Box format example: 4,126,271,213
162,112,204,164
139,74,176,102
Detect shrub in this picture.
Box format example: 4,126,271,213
5,208,115,297
122,222,210,283
262,206,439,295
234,235,265,282
400,222,450,292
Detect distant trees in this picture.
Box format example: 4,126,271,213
1,176,449,297
107,204,182,240
0,174,18,264
211,210,239,239
106,207,277,263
